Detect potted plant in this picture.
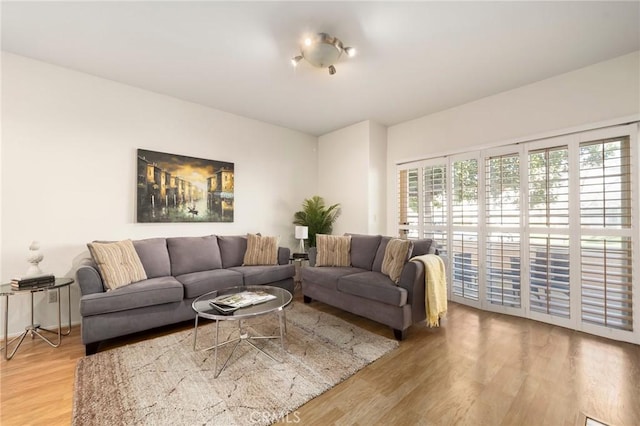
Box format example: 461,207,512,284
293,196,341,247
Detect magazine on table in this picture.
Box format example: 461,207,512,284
209,290,276,313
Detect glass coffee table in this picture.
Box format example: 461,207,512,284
192,285,292,378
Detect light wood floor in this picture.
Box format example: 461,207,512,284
1,297,639,426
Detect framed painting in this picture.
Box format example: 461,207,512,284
137,149,234,223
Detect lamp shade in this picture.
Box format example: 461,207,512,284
295,226,308,239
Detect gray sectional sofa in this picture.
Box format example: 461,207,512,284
77,235,294,355
301,234,440,340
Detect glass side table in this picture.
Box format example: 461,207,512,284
289,253,309,290
0,277,73,360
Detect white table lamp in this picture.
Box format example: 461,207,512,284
295,226,308,253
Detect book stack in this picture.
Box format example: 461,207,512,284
11,274,56,289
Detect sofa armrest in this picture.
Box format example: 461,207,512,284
76,258,105,296
278,247,291,265
398,260,427,323
398,261,424,300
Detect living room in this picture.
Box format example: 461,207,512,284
1,2,639,425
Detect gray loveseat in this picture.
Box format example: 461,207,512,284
301,234,440,340
77,235,294,355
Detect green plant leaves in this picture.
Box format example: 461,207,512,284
293,195,341,247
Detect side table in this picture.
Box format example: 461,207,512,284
0,277,73,360
289,253,309,290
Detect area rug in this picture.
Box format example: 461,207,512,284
72,302,398,425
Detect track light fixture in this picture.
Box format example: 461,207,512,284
291,32,355,75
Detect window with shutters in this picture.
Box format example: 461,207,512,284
395,123,637,344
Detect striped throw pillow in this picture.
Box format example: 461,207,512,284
243,233,278,266
316,234,351,267
381,238,413,284
88,239,148,291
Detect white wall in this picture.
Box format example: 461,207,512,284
318,120,387,236
368,121,387,235
386,51,640,234
1,53,318,336
318,121,370,235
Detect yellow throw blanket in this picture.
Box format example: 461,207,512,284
411,254,447,327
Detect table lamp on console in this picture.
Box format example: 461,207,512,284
295,226,308,254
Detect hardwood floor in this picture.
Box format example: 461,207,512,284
2,298,639,425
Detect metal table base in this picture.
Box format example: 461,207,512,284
193,310,287,378
2,283,72,360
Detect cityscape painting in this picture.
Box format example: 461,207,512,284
136,149,234,223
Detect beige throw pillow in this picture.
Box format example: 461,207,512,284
381,239,413,284
243,233,278,266
316,234,351,267
88,239,147,291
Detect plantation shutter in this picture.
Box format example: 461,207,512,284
486,233,521,307
452,232,479,301
486,154,520,226
451,157,479,302
528,147,569,226
485,153,521,308
579,137,633,331
527,146,570,318
529,235,571,317
579,138,631,228
398,168,420,239
423,164,448,256
452,159,479,226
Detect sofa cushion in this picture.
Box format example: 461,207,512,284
229,264,295,286
381,239,413,284
346,233,382,270
316,234,351,267
243,233,278,266
338,272,408,307
167,235,222,276
175,269,244,299
301,266,366,290
88,240,148,290
133,238,171,278
412,238,436,256
217,235,248,268
80,276,183,316
372,237,392,272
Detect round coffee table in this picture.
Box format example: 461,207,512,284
192,285,293,378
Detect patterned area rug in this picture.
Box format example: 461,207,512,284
72,302,398,425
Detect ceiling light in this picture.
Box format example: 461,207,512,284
291,55,303,67
291,32,355,76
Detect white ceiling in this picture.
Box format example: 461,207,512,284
2,1,639,136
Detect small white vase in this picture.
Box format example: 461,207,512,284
26,241,44,276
